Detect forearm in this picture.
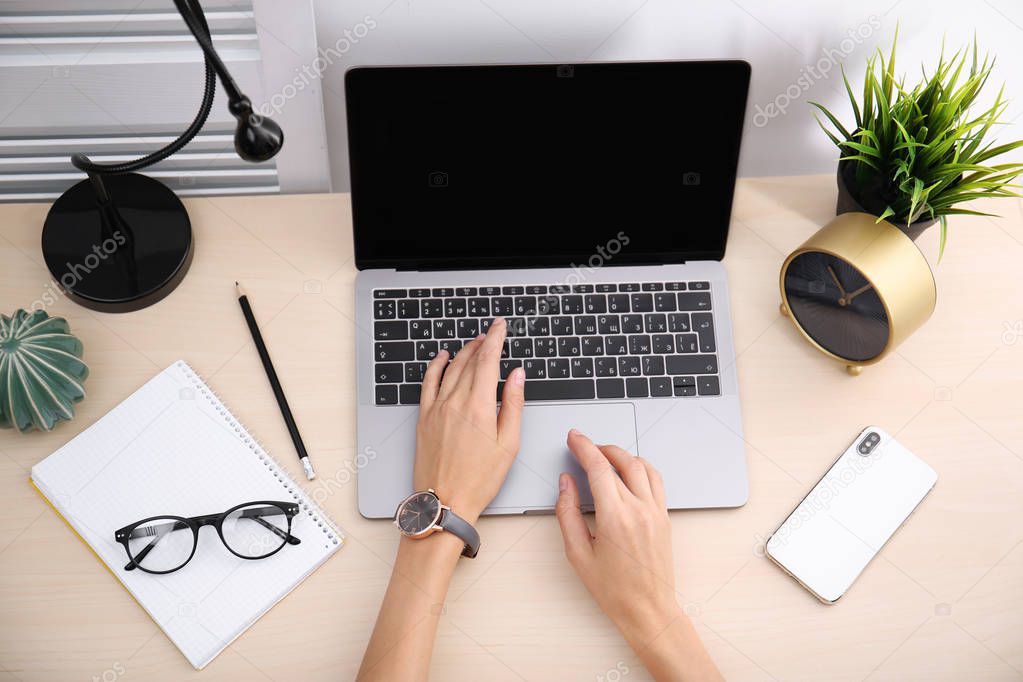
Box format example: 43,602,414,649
620,606,724,682
357,531,466,681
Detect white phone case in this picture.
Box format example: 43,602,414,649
766,426,937,603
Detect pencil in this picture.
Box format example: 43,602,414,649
235,282,316,480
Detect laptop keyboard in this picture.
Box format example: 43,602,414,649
372,282,720,405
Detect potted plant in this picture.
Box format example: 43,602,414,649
811,32,1023,258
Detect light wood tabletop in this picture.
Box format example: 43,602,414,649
1,175,1022,682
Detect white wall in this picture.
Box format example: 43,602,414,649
311,0,1023,192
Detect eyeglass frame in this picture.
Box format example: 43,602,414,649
114,500,302,574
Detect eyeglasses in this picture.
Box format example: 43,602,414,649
114,501,302,574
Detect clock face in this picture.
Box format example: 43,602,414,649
396,492,441,535
784,251,890,362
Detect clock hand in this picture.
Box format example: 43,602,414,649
826,265,848,300
845,283,873,303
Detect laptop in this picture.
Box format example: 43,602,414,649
348,61,751,518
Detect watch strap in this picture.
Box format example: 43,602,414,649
438,508,480,558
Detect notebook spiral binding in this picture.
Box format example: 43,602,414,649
176,361,343,547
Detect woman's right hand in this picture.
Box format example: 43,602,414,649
556,429,723,682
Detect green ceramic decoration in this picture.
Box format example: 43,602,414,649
0,309,88,433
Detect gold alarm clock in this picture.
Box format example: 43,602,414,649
779,212,936,375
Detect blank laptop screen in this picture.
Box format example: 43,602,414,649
346,61,750,270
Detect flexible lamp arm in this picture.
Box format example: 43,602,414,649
71,0,282,178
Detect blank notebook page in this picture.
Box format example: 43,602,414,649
30,360,343,669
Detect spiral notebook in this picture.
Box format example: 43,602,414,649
30,360,343,669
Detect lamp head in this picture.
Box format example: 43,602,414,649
229,97,283,163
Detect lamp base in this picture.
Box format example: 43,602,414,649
42,173,193,313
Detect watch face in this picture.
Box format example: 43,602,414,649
396,492,441,535
784,251,890,362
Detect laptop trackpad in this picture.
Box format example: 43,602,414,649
487,401,638,513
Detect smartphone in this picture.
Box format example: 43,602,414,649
766,426,937,603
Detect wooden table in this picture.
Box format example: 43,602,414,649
2,176,1022,682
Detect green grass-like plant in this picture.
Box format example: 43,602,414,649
811,30,1023,259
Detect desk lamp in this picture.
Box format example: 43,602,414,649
41,0,283,313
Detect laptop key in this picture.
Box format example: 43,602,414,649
550,284,570,294
668,312,691,333
409,288,431,297
548,358,571,378
445,298,467,317
558,337,581,356
468,298,491,317
621,314,644,333
674,376,695,387
677,292,712,311
619,283,640,292
665,282,687,291
502,286,525,295
597,314,620,334
581,337,604,356
641,282,663,291
666,354,718,375
574,316,597,335
537,294,561,315
596,283,617,292
585,295,607,313
421,299,444,318
690,281,710,290
630,293,654,312
433,319,456,339
628,335,652,354
561,295,584,314
571,358,594,378
596,378,625,398
618,356,641,376
375,321,408,340
397,299,420,318
674,382,697,397
432,288,454,297
456,287,477,296
515,296,537,315
652,334,675,354
594,357,617,377
409,320,432,339
438,339,462,357
481,286,501,296
523,359,547,378
642,355,665,375
416,341,439,361
626,377,649,398
698,376,721,396
654,292,677,312
691,312,716,352
526,317,550,336
510,338,533,358
375,341,414,362
506,317,528,337
374,300,396,319
649,377,672,396
492,297,514,316
375,363,403,383
524,379,595,401
527,285,548,295
608,294,631,313
534,338,557,357
375,385,398,405
399,384,421,405
374,289,406,299
605,335,628,355
500,359,522,379
676,333,699,353
644,313,667,333
551,316,574,335
405,362,427,383
456,319,479,338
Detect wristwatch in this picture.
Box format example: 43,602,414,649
393,489,481,558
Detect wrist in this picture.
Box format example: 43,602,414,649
616,597,685,649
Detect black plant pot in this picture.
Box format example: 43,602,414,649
835,159,936,241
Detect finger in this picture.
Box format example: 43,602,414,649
598,444,652,501
641,458,667,509
555,473,593,565
566,429,622,503
469,317,507,400
437,335,483,400
419,350,448,410
496,367,525,452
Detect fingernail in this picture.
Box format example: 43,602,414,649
493,316,505,325
475,334,485,341
568,428,580,438
559,474,568,492
511,367,525,386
